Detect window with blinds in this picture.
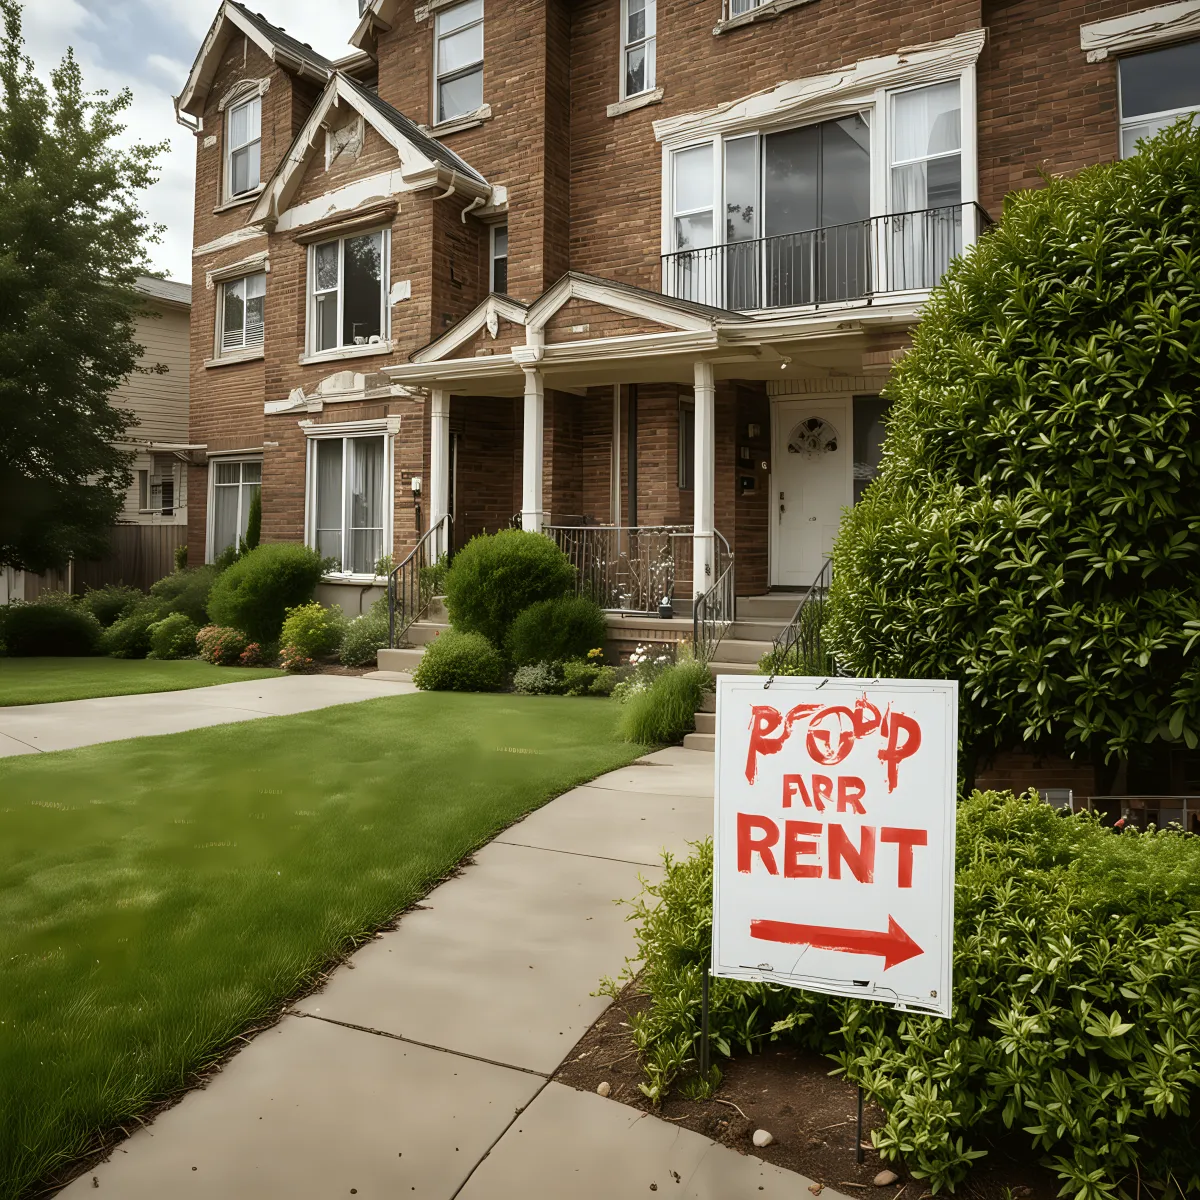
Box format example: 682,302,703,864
220,273,266,355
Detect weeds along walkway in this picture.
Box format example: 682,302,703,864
57,746,842,1199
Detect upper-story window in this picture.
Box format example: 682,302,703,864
622,0,656,99
218,272,266,356
491,225,508,293
1118,38,1200,158
227,96,262,199
730,0,769,14
309,230,389,356
435,0,484,124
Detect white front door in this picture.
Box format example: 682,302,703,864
771,398,852,586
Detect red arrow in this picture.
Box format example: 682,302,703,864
750,915,923,971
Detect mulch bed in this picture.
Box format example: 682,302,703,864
554,980,1060,1200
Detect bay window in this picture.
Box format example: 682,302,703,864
227,96,261,199
309,230,388,355
1118,38,1200,158
622,0,656,99
435,0,484,124
219,272,265,355
309,435,389,576
209,459,261,560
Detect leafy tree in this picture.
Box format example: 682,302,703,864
0,0,166,572
825,120,1200,784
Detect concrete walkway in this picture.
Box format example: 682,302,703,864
58,745,848,1199
0,674,417,758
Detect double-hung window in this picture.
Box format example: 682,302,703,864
227,96,261,198
210,459,261,559
490,225,508,293
622,0,656,99
730,0,769,14
310,230,388,355
1118,38,1200,158
435,0,484,124
219,272,266,356
310,435,388,576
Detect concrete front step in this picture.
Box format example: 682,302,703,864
736,593,804,621
729,619,787,642
683,731,715,752
707,638,772,665
707,660,762,676
378,647,426,673
694,711,715,735
407,622,450,646
698,691,716,713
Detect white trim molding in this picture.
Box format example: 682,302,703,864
608,87,664,118
411,294,530,363
205,250,270,290
714,0,818,36
1081,1,1200,61
218,77,270,113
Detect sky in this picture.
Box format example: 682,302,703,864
17,0,362,284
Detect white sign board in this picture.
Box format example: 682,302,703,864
713,676,958,1018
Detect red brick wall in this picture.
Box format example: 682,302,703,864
544,299,665,342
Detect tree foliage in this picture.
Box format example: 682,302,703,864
825,120,1200,771
0,0,166,572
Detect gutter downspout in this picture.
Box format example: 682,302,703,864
460,194,486,223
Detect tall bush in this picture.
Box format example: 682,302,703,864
505,595,607,666
2,602,100,656
412,630,505,692
148,565,220,627
443,530,575,648
206,543,324,642
80,583,143,628
825,121,1200,776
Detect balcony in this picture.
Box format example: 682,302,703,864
660,203,989,313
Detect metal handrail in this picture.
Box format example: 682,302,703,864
661,202,992,311
547,524,695,612
387,515,451,648
769,557,836,675
693,530,734,665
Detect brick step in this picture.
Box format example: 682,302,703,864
683,731,715,752
377,647,425,673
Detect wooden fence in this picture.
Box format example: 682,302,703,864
73,524,186,593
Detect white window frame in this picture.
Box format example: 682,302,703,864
620,0,657,101
306,229,391,358
303,424,395,581
434,1,485,126
729,0,769,15
217,272,266,357
490,224,508,293
206,456,262,563
226,95,262,201
1116,38,1200,158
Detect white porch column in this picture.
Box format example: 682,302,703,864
429,388,451,557
693,360,716,601
521,368,545,533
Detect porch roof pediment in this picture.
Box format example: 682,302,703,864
411,295,531,364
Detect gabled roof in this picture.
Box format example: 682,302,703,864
135,276,192,309
176,1,335,123
248,72,490,227
411,294,530,364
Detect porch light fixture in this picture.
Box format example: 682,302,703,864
780,356,792,370
411,476,423,494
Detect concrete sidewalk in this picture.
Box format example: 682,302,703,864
58,745,848,1199
0,674,417,758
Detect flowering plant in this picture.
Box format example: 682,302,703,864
195,625,249,666
613,642,676,705
239,642,270,667
279,644,316,674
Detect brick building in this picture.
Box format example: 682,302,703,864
175,1,1199,699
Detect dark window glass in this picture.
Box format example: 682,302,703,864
853,395,890,504
1120,39,1200,118
342,232,383,346
678,403,696,490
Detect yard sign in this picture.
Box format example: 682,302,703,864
713,676,958,1018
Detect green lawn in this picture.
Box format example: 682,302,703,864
0,657,284,707
0,693,645,1198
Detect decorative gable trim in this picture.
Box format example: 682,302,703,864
525,273,738,335
218,77,270,113
411,295,531,363
1080,1,1200,61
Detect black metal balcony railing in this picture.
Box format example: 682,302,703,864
661,203,989,312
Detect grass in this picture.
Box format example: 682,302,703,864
0,693,645,1198
0,657,284,707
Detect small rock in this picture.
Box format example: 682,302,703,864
873,1170,899,1186
596,1081,611,1098
807,1186,823,1197
752,1129,774,1148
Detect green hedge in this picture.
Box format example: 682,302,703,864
98,608,159,659
617,792,1200,1198
80,584,143,628
505,595,608,667
148,566,220,627
206,543,324,643
148,613,200,660
280,601,346,660
413,630,504,692
2,603,100,657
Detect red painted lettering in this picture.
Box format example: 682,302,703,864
828,823,876,883
881,826,928,887
812,775,834,810
782,775,812,810
738,813,780,874
806,706,857,765
837,776,867,814
852,696,882,738
879,711,922,792
783,820,823,878
745,707,784,784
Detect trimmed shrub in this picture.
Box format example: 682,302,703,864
2,602,101,657
616,793,1200,1198
80,584,143,628
196,625,249,666
149,566,220,627
505,595,608,667
280,602,346,660
444,530,575,648
206,543,324,643
99,608,159,659
513,661,561,695
340,611,389,668
825,120,1200,774
147,613,200,660
618,658,711,744
561,659,619,697
413,630,505,693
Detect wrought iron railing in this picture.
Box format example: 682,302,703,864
388,514,451,648
769,557,837,675
661,203,990,312
693,531,734,665
547,524,694,612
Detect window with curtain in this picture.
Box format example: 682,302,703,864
211,459,261,559
622,0,656,98
671,143,714,302
435,0,484,124
310,436,387,575
219,272,266,355
1119,39,1200,158
310,230,387,354
227,96,261,198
